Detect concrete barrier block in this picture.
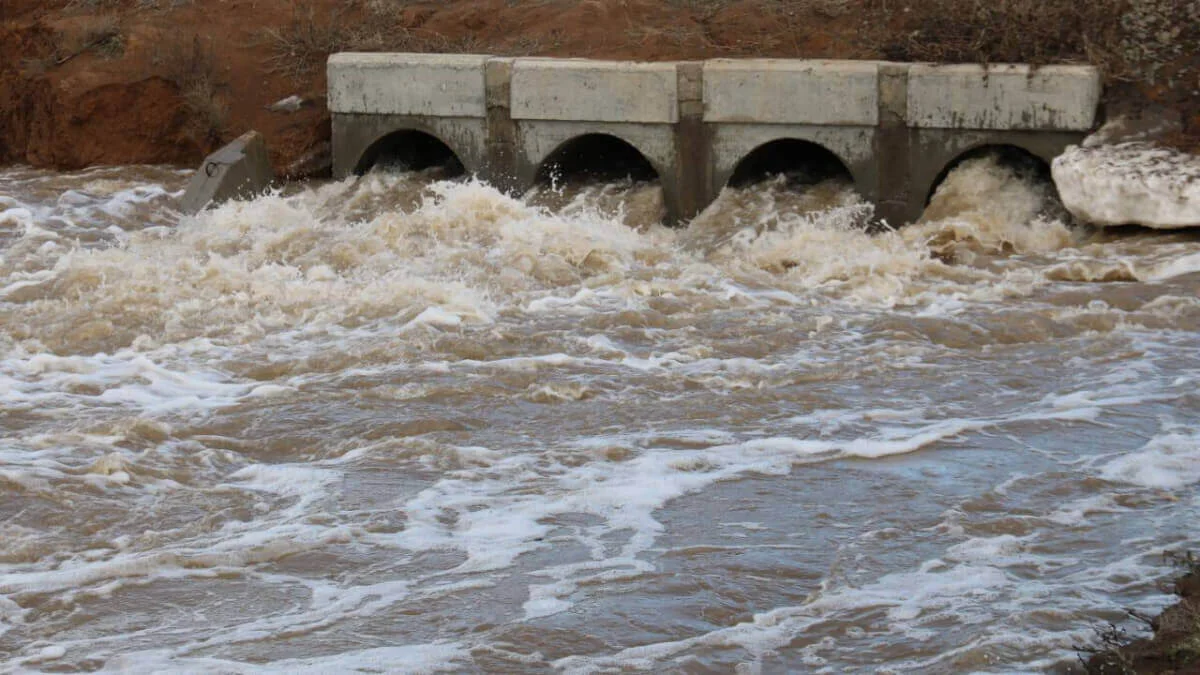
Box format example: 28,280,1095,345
328,53,490,117
703,59,880,126
180,131,274,214
907,64,1101,131
511,59,678,124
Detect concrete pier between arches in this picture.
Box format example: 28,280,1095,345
328,53,1102,226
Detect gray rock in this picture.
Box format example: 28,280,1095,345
268,95,308,113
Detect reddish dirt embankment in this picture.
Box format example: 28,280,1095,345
2,0,1197,176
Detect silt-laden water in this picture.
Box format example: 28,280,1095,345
1,159,1198,672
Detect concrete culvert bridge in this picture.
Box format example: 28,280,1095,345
727,140,855,189
328,54,1104,226
354,130,466,177
535,134,660,187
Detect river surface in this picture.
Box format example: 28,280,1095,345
1,159,1198,673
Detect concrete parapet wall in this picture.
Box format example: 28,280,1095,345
510,59,679,124
328,53,490,117
703,59,880,126
906,64,1102,131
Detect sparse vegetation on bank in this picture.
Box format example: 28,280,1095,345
0,0,1196,173
1079,553,1200,675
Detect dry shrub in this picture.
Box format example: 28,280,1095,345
64,0,123,8
262,1,348,81
867,0,1125,67
1116,0,1200,88
135,0,195,8
772,0,855,19
862,0,1198,144
157,36,227,146
53,15,124,63
867,0,1197,88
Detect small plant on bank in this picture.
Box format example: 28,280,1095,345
51,15,125,65
1077,551,1200,674
156,36,228,147
262,1,347,82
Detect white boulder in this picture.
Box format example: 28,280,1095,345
1052,121,1200,229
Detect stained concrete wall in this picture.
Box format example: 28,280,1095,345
709,125,877,199
331,114,488,177
508,59,683,219
907,64,1102,131
702,60,884,205
329,53,1103,225
329,53,491,178
510,59,678,123
703,59,880,126
328,53,489,117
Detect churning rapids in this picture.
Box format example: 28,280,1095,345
1,157,1199,673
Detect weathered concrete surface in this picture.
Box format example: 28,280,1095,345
674,62,711,221
513,120,681,220
180,130,273,214
510,59,678,123
703,59,880,126
485,57,519,190
905,129,1086,217
509,58,682,220
332,114,488,177
907,64,1101,131
709,125,877,196
328,55,1104,225
515,121,676,179
328,53,489,117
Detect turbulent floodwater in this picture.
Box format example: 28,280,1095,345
1,159,1199,673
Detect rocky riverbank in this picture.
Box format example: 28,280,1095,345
1083,561,1200,675
2,0,1198,179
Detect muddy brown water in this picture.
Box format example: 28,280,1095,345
1,159,1198,673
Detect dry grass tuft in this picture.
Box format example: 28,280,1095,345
262,1,348,81
157,36,228,146
52,15,125,64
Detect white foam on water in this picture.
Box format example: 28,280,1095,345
0,347,256,415
2,155,1199,672
370,391,1143,626
555,529,1189,674
1145,250,1200,281
102,641,468,674
1100,428,1200,489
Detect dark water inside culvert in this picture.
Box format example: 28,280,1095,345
1,159,1198,672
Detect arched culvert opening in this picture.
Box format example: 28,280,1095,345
354,130,466,177
535,134,660,186
925,145,1055,207
920,144,1068,227
727,139,854,189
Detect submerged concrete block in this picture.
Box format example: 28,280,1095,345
328,53,490,117
180,131,274,214
703,59,881,126
510,59,678,124
907,64,1102,131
